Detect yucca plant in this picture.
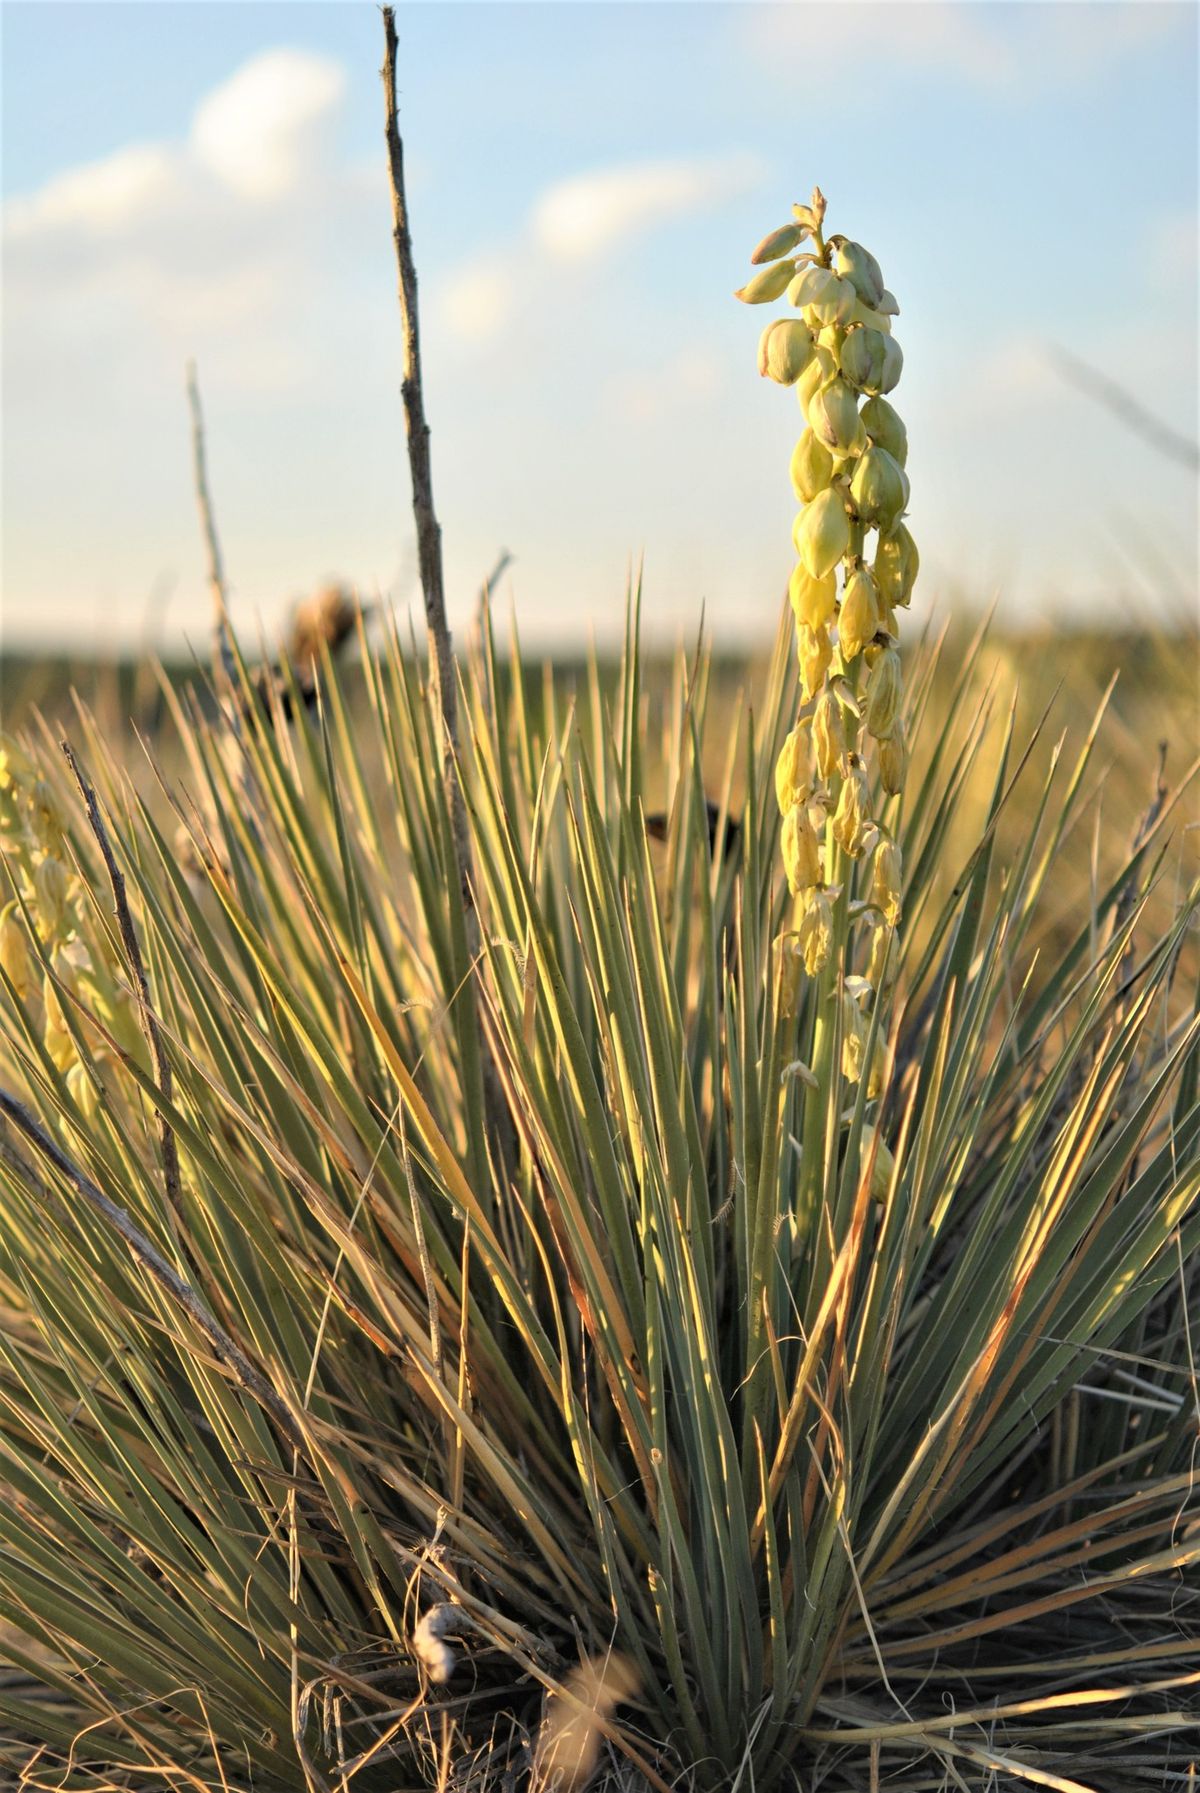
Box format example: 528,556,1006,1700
0,586,1195,1791
1,183,1198,1790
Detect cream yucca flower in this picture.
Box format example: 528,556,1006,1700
796,622,833,701
871,837,903,928
782,802,822,895
838,568,880,662
789,430,835,504
812,687,846,779
832,757,873,858
793,886,834,977
878,718,908,795
788,563,837,630
775,726,810,815
864,646,902,739
794,488,850,580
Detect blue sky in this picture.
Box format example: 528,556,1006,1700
2,1,1197,655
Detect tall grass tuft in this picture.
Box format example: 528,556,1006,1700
0,586,1196,1791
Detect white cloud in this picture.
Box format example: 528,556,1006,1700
191,49,346,199
533,153,765,262
3,46,361,383
4,47,346,247
5,143,178,237
439,150,766,344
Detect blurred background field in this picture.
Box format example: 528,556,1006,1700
5,613,1197,998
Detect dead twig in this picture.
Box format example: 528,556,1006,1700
380,9,466,870
185,361,238,697
380,9,513,1170
378,7,462,839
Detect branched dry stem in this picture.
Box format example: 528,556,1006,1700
185,361,238,697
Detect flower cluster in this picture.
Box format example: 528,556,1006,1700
1,736,141,1117
737,187,912,1030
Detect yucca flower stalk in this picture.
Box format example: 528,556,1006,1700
737,185,912,1229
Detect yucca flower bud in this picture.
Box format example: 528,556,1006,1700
807,377,861,455
864,646,902,738
43,972,76,1074
790,429,834,502
66,1061,99,1122
865,919,896,991
840,327,892,395
841,988,867,1084
832,756,872,857
849,445,909,531
795,344,836,414
28,779,66,850
33,854,72,936
0,901,32,1000
878,337,903,393
878,718,908,796
782,802,822,895
832,238,885,308
860,1131,896,1201
873,523,919,608
860,395,907,466
789,265,857,327
838,567,880,661
775,725,811,815
871,836,903,927
794,886,834,977
812,687,846,779
760,319,815,385
789,563,837,630
735,261,797,304
776,935,802,1019
850,298,895,334
751,222,809,264
794,488,850,579
796,622,833,701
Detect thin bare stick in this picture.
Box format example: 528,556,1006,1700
380,9,513,1169
0,1088,307,1457
186,360,238,695
380,9,470,909
61,741,185,1231
0,1116,66,1223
